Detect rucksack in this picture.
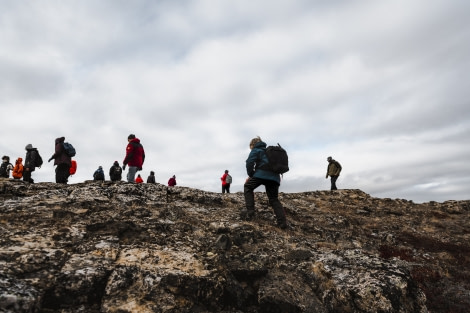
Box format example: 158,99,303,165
110,166,122,180
264,144,289,174
69,160,77,175
35,152,43,168
63,142,76,157
225,174,232,184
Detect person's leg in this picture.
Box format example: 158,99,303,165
227,184,230,193
243,177,262,219
23,169,31,182
331,176,338,190
56,164,70,184
222,185,226,193
127,166,137,182
25,169,35,183
265,180,287,228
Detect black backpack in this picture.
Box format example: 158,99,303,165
34,151,43,167
264,144,289,174
111,166,122,180
63,142,76,157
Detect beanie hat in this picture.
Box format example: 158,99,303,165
25,144,33,150
128,134,136,140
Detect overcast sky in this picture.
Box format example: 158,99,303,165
1,0,469,203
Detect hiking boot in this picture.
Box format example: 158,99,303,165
278,221,288,229
240,209,255,221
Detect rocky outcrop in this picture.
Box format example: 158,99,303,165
0,179,469,312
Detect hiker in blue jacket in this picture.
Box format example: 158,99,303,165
242,136,287,229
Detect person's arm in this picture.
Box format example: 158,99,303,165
123,144,134,165
246,150,258,177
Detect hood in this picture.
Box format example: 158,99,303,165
16,158,23,163
55,137,65,144
254,141,267,149
130,138,141,144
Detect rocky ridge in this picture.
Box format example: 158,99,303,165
0,179,469,312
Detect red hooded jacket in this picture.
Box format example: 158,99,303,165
123,138,145,167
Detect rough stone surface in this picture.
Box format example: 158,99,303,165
0,179,469,312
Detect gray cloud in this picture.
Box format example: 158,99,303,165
1,0,469,203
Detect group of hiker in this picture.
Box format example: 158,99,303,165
0,137,77,184
1,144,45,183
90,134,176,186
92,163,173,186
220,136,342,230
1,133,342,230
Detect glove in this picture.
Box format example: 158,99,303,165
48,157,53,162
138,167,142,171
122,164,126,170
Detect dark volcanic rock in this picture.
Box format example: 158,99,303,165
0,179,469,312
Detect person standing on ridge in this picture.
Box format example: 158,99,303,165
221,169,232,193
242,136,287,229
326,156,342,190
135,174,143,183
123,134,145,183
24,144,42,183
48,137,71,184
147,171,156,183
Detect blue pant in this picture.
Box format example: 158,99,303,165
127,166,138,182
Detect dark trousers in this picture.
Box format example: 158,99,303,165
330,175,338,190
23,169,34,183
244,177,286,225
222,184,230,193
56,163,71,184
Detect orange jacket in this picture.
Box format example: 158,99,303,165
12,158,23,179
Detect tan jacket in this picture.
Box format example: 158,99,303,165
326,160,342,177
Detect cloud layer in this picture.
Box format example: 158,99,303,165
1,0,469,202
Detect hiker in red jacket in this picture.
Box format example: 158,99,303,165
168,175,176,187
221,170,231,193
135,174,144,184
123,134,145,183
